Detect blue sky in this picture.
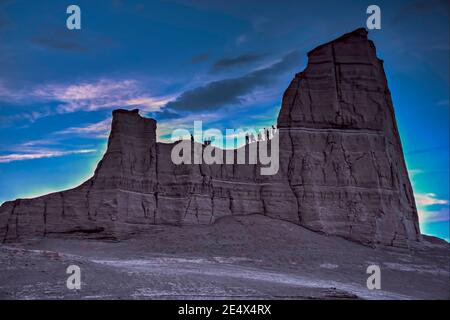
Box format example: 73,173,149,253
0,0,448,241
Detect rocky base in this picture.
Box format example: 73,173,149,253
0,215,448,300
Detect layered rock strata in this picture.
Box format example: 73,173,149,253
0,29,421,247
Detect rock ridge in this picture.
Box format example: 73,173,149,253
0,29,421,248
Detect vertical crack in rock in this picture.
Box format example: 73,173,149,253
331,43,341,104
339,137,357,185
285,73,303,224
195,206,199,224
154,142,159,224
209,179,215,224
141,200,147,219
43,199,48,237
184,197,193,220
2,200,18,243
126,193,129,217
86,180,94,221
60,192,65,218
287,129,302,224
229,195,234,216
153,192,158,224
14,201,19,239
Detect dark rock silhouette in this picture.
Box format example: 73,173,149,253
0,29,422,247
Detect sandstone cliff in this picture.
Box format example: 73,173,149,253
0,29,421,247
277,28,420,246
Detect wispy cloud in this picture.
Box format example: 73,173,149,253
0,149,96,163
123,96,172,110
21,138,61,147
418,207,449,223
34,80,136,101
414,192,449,224
32,79,171,114
0,81,27,102
408,169,423,178
166,51,300,111
415,193,449,206
0,109,53,125
210,53,264,73
156,110,225,141
57,118,112,138
0,79,172,119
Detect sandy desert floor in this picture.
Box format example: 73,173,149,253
0,215,448,299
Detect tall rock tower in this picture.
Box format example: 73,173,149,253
277,28,420,246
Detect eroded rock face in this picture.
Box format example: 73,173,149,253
277,28,420,246
0,29,421,247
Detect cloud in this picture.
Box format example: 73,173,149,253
156,110,225,141
36,80,136,101
408,169,423,178
21,139,61,147
0,149,96,163
0,81,26,102
0,82,55,125
418,207,449,223
57,118,112,138
414,192,449,224
148,108,183,122
210,53,264,73
166,50,300,111
0,109,53,125
123,96,172,110
32,79,171,114
415,193,449,207
1,78,171,114
0,78,172,127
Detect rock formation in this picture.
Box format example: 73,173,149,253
0,28,421,247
